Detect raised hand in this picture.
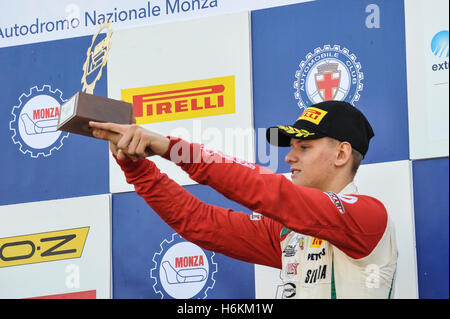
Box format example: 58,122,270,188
89,122,170,160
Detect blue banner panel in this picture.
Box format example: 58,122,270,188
412,157,449,299
112,186,255,299
0,36,109,205
251,0,409,173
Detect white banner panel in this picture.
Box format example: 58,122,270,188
0,0,313,48
405,0,449,160
353,160,418,299
108,12,254,193
0,195,111,299
255,160,418,299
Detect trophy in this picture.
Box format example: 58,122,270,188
57,22,134,138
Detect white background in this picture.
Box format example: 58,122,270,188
0,195,111,299
0,0,313,48
405,0,449,160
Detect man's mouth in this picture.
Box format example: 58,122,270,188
291,169,301,177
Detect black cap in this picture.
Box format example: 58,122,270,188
266,101,375,157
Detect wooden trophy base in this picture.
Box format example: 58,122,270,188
57,92,134,137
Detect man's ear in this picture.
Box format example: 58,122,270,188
335,141,353,168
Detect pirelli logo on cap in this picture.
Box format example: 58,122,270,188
122,76,235,124
297,107,328,125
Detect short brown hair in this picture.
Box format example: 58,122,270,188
351,148,363,176
327,137,363,176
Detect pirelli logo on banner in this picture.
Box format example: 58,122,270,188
122,76,235,124
0,227,89,268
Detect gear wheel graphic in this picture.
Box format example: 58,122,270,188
9,85,69,158
150,233,218,299
293,44,364,111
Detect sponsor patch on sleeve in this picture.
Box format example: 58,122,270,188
324,193,359,214
324,192,346,214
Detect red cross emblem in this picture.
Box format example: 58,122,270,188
315,63,341,101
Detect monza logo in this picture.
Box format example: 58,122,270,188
121,76,235,124
9,85,69,158
0,227,89,268
293,45,364,111
150,233,217,299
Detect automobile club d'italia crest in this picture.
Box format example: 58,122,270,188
293,45,364,111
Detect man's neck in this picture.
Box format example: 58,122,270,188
320,175,354,194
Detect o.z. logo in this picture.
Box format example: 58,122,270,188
0,227,89,268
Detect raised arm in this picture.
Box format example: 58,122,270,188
114,155,283,269
89,122,388,260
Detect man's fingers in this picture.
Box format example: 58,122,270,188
92,128,121,144
91,123,162,158
117,149,139,162
89,121,129,135
116,149,128,161
126,133,141,156
117,124,139,150
136,138,153,157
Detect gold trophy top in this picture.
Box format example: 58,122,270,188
81,21,113,94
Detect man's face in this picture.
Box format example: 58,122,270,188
285,137,338,190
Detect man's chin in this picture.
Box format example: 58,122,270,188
291,175,305,186
291,177,318,190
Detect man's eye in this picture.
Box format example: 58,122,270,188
301,146,309,150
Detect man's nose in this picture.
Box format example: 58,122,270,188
285,148,297,164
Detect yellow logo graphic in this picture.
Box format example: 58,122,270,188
278,126,315,138
297,107,328,125
310,237,325,248
81,22,113,94
122,76,235,124
0,227,89,268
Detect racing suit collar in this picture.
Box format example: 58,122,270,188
340,181,358,195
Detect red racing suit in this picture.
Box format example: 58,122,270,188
115,137,398,298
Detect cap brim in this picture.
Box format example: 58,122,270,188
266,125,324,146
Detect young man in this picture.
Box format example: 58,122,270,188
90,100,398,299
